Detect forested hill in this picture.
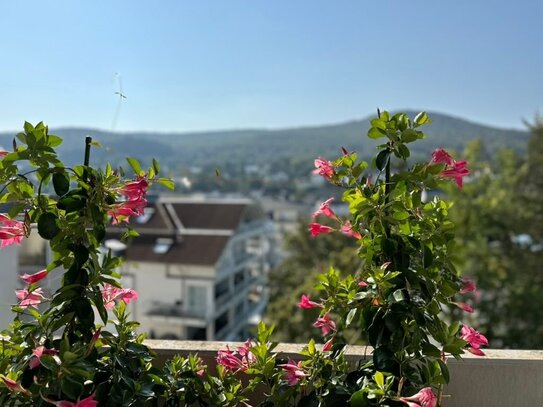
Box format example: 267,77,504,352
0,111,529,170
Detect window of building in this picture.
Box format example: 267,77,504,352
135,207,155,224
187,285,207,317
153,237,173,254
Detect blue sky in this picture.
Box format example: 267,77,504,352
0,1,541,132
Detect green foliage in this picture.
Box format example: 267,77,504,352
0,123,167,405
450,121,543,348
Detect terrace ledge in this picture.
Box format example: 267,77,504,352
146,340,543,407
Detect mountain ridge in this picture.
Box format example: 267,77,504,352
0,111,529,171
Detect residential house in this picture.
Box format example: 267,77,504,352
106,196,277,341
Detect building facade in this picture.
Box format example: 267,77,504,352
107,196,277,341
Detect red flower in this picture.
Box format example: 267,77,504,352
442,160,470,188
313,313,337,335
430,148,470,189
308,223,334,237
313,157,334,179
0,214,26,248
298,294,322,309
312,198,337,220
340,221,362,239
454,302,474,313
1,376,25,393
108,196,147,224
216,347,245,372
56,393,98,407
459,278,477,294
430,148,454,166
15,288,45,309
20,269,48,285
460,325,488,356
119,177,149,200
322,337,334,352
0,151,9,158
279,360,307,386
400,387,437,407
29,346,58,369
101,284,138,310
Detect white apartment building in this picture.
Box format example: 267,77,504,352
107,196,278,341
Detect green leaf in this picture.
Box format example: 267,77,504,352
370,118,387,130
346,308,357,326
392,289,405,302
23,121,35,133
374,371,385,388
438,359,450,383
157,178,175,190
126,157,143,176
152,158,160,174
47,134,63,147
397,144,410,159
375,150,390,171
368,127,386,139
349,390,370,407
402,129,420,143
414,111,432,126
39,354,59,371
38,212,60,240
53,172,70,196
422,342,442,358
57,195,86,213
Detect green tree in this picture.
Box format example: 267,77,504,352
450,124,543,348
265,219,361,342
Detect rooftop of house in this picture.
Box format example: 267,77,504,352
106,196,267,266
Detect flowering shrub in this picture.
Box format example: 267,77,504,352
0,113,487,406
0,122,172,406
197,111,487,406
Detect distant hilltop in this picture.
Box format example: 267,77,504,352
0,111,529,170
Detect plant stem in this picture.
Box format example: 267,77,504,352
84,136,92,167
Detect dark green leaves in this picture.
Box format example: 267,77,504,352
376,150,390,171
38,212,60,239
53,172,70,196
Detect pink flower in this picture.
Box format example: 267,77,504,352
238,340,256,366
400,387,437,407
430,148,454,166
15,287,45,309
459,279,477,294
216,347,245,372
20,269,48,285
429,148,470,189
101,284,138,310
119,177,149,200
0,151,9,158
298,294,322,309
454,302,474,313
1,376,25,392
358,280,368,287
340,221,362,239
313,157,334,180
279,360,307,386
29,346,58,369
312,198,337,220
0,214,26,248
308,223,335,237
313,313,337,335
322,338,334,352
460,325,488,356
108,197,147,224
56,393,98,407
216,341,256,372
442,160,470,188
